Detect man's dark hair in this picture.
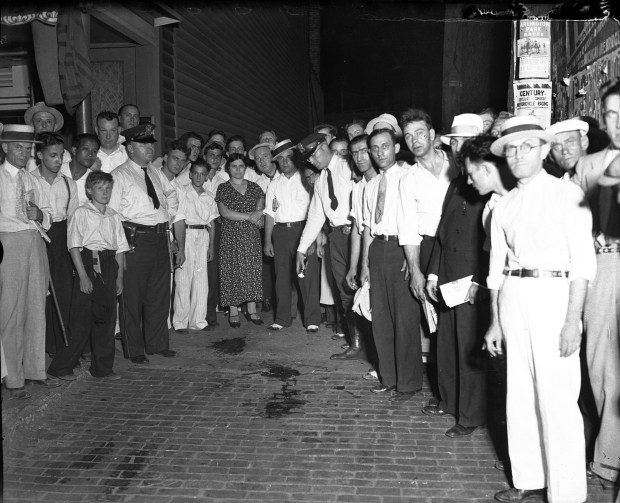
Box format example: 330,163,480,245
73,133,100,150
368,127,397,146
85,171,114,194
600,78,620,105
313,123,338,137
458,135,504,166
190,156,209,173
226,135,247,152
178,131,204,149
118,103,139,116
202,141,224,156
35,132,64,159
168,138,191,157
349,133,369,150
344,119,366,131
207,129,227,142
329,136,349,148
96,111,119,127
399,107,433,131
477,107,498,119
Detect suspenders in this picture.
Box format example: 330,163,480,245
61,175,71,215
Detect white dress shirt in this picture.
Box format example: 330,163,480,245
264,171,311,223
397,153,455,246
487,170,596,290
68,202,130,253
108,158,180,225
98,145,128,174
297,155,354,253
177,185,218,226
61,165,92,206
350,178,368,235
32,169,79,222
363,164,409,237
482,192,502,252
0,161,52,232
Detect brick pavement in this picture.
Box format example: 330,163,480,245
2,314,615,503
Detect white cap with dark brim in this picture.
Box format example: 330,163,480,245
440,113,484,145
0,124,41,143
546,119,589,137
365,113,403,139
490,116,555,157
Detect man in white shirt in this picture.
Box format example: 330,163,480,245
109,124,185,364
546,119,589,180
96,111,128,174
295,133,363,358
485,116,596,503
0,125,56,398
67,134,100,206
24,102,71,174
359,129,423,402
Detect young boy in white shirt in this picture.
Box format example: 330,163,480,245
47,171,129,380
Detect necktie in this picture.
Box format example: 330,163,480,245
16,170,29,223
326,169,338,211
374,174,387,224
142,167,160,209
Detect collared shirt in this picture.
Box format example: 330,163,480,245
108,158,180,225
350,177,368,235
177,185,218,226
98,145,128,174
264,171,311,223
67,202,130,253
255,172,274,193
297,154,354,253
363,163,409,237
487,170,596,290
482,192,502,252
32,169,79,222
0,161,53,232
397,153,455,246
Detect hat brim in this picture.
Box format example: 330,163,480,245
24,106,64,132
490,130,555,156
273,146,295,160
440,133,480,145
0,138,42,144
365,118,403,139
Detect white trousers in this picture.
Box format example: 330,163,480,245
173,229,209,330
499,276,586,503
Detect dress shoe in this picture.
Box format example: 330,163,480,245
261,299,272,312
331,332,346,340
25,378,62,388
228,315,241,328
267,323,284,331
130,355,149,364
331,346,366,360
50,373,77,381
201,325,214,332
494,487,546,502
91,372,121,381
422,404,448,416
370,384,396,393
208,320,220,328
388,390,418,403
176,328,190,334
306,325,319,334
445,424,478,437
154,349,176,358
9,388,31,399
362,370,378,381
248,314,264,325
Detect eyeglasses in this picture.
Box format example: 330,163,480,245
504,141,542,157
351,148,370,158
550,138,579,153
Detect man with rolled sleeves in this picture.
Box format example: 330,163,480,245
295,133,364,357
485,116,596,503
108,124,185,364
359,129,422,401
573,78,620,487
0,125,57,399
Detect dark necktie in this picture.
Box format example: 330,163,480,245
142,167,160,209
326,168,338,211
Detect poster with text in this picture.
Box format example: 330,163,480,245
517,20,551,79
513,80,552,127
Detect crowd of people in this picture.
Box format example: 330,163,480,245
1,76,619,503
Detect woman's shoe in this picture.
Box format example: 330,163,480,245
249,314,264,325
229,315,241,328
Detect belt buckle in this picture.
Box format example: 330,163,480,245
531,269,539,278
342,225,351,235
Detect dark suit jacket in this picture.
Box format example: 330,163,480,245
428,174,489,287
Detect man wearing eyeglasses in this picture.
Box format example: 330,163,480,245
546,119,589,180
485,116,596,503
572,79,620,489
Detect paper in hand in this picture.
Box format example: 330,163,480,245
439,275,474,308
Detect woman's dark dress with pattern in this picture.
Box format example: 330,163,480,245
215,180,263,307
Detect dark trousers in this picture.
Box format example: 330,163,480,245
436,301,488,426
45,220,73,355
327,228,354,311
207,219,221,324
48,249,118,378
369,239,423,392
262,227,275,303
273,225,320,327
120,231,170,357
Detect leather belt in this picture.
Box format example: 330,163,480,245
374,234,399,241
275,220,306,228
503,268,568,278
186,224,209,229
123,221,169,233
331,224,352,234
596,245,620,254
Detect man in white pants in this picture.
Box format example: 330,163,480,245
485,116,596,503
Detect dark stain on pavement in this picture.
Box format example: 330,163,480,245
211,337,245,355
265,382,308,418
261,365,300,381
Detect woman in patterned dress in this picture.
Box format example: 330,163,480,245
215,154,265,327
